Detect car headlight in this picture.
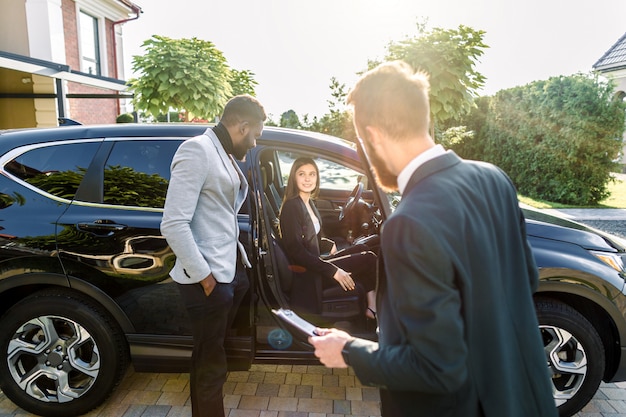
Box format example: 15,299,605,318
590,251,626,272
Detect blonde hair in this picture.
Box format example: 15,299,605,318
347,61,430,141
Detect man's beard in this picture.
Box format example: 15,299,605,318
233,131,255,160
362,139,398,192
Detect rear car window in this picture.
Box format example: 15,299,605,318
103,140,181,208
5,142,100,200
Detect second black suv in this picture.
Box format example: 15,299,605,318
0,124,624,417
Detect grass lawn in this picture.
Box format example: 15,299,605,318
519,174,626,209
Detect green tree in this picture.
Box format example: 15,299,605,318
229,69,259,97
451,95,491,157
276,23,485,142
288,24,486,141
374,23,488,131
264,116,279,127
128,35,235,121
476,73,625,205
302,78,355,140
279,110,301,129
437,126,474,150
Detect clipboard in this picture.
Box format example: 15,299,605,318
271,308,319,337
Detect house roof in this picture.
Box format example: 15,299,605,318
593,32,626,72
118,0,141,10
116,0,142,19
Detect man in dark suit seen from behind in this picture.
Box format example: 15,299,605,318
309,61,557,417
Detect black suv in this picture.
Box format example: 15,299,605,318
0,124,624,417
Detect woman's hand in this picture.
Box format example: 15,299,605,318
333,268,355,291
330,243,338,255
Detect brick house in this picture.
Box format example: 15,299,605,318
594,33,626,172
0,0,142,128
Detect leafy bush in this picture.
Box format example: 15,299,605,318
457,73,625,205
116,113,134,123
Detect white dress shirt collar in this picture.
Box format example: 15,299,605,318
397,144,446,194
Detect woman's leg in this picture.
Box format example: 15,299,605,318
327,251,378,317
366,290,377,319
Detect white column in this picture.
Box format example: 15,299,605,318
25,0,66,63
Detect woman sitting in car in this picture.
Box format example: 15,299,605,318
278,157,377,319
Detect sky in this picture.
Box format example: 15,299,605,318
121,0,626,120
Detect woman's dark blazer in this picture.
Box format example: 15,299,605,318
279,196,337,313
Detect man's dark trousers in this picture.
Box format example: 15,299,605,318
177,264,249,417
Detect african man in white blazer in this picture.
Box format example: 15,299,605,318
161,95,266,417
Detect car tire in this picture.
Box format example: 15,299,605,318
536,298,605,417
0,289,129,417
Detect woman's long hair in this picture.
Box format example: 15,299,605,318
281,157,320,205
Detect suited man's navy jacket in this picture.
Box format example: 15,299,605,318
347,151,557,417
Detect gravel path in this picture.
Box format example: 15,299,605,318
577,219,626,239
544,207,626,239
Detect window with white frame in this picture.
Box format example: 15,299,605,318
79,10,101,75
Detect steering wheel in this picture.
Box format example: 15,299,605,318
339,182,364,222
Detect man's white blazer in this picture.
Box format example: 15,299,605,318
161,128,250,284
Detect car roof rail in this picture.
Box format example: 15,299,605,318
58,117,82,126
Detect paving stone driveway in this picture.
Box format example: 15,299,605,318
1,365,626,416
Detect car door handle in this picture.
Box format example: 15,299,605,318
77,220,127,236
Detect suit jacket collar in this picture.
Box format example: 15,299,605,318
398,144,446,193
292,196,323,240
296,196,322,225
403,150,462,195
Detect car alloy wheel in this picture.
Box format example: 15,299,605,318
536,298,604,417
7,315,100,403
0,289,129,417
542,325,587,405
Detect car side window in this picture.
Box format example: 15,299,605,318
5,142,100,200
103,140,181,208
276,151,361,191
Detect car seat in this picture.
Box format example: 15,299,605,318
260,165,281,235
262,160,282,214
270,235,365,323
